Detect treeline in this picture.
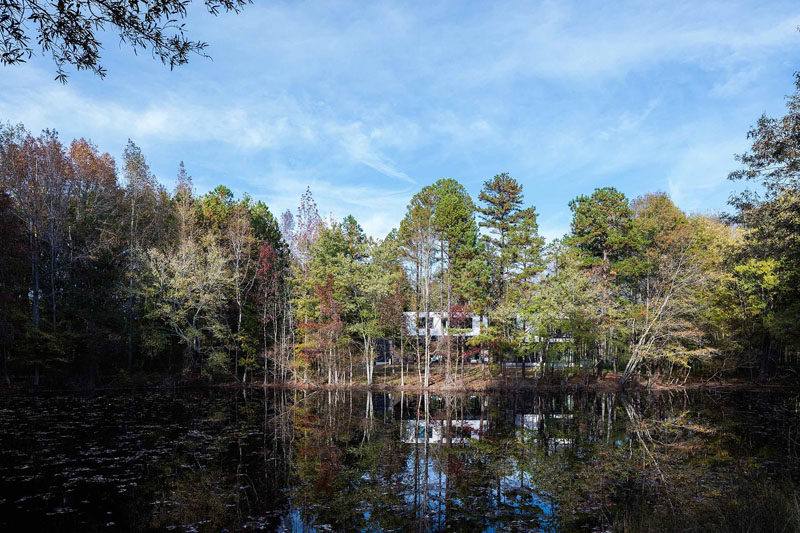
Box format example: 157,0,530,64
2,78,799,387
0,127,289,385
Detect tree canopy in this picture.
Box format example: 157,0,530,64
2,75,800,388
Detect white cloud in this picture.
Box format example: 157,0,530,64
328,121,415,183
241,170,413,238
0,65,418,184
2,0,796,239
666,139,747,210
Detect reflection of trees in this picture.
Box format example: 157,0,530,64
134,388,295,531
126,389,800,532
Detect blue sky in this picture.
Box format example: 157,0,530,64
2,0,799,240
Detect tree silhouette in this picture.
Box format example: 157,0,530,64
1,0,249,82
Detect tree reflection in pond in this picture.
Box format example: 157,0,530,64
0,389,798,531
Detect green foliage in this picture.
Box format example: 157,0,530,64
477,172,526,292
569,186,636,267
293,213,407,383
726,74,800,374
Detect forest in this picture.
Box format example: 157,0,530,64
1,79,799,390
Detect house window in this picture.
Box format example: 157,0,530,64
417,316,434,329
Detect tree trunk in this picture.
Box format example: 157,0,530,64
31,229,41,386
400,326,405,387
415,261,421,386
424,254,431,389
446,259,452,384
128,188,136,372
31,230,40,330
49,228,56,331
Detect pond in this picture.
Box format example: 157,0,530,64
0,388,798,531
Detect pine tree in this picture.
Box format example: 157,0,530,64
568,186,636,375
507,206,544,287
477,173,524,296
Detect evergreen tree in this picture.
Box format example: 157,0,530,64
477,172,525,295
568,186,636,373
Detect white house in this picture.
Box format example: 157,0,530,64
403,311,487,339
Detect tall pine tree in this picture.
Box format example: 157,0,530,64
477,173,525,297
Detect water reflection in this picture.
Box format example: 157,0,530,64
0,389,798,531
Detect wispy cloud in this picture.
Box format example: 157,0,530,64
666,138,747,210
329,121,415,183
247,172,413,237
1,0,797,240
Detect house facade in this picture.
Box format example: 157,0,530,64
403,311,487,340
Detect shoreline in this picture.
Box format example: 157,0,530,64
244,375,797,394
1,373,795,394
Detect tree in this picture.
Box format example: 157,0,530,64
399,185,437,387
0,125,65,384
295,187,322,271
1,0,250,82
0,190,26,384
431,178,478,382
143,233,231,379
255,242,280,384
226,199,255,382
507,206,544,288
476,173,542,377
64,138,122,382
477,173,525,297
122,139,167,371
293,217,350,384
351,231,406,386
727,73,800,374
620,194,716,385
524,241,601,376
569,186,636,373
501,206,544,376
172,162,195,242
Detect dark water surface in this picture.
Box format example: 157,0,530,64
0,388,798,532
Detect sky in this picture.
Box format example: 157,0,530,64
1,0,799,240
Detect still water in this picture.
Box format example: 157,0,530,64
0,388,798,531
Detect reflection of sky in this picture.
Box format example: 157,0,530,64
395,436,559,531
390,411,584,531
501,461,558,532
279,393,627,530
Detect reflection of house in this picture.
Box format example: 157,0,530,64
515,413,541,431
402,419,485,444
404,311,487,340
514,412,575,449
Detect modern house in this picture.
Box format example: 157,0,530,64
396,311,576,366
403,311,487,340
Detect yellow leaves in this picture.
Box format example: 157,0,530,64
733,258,780,292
